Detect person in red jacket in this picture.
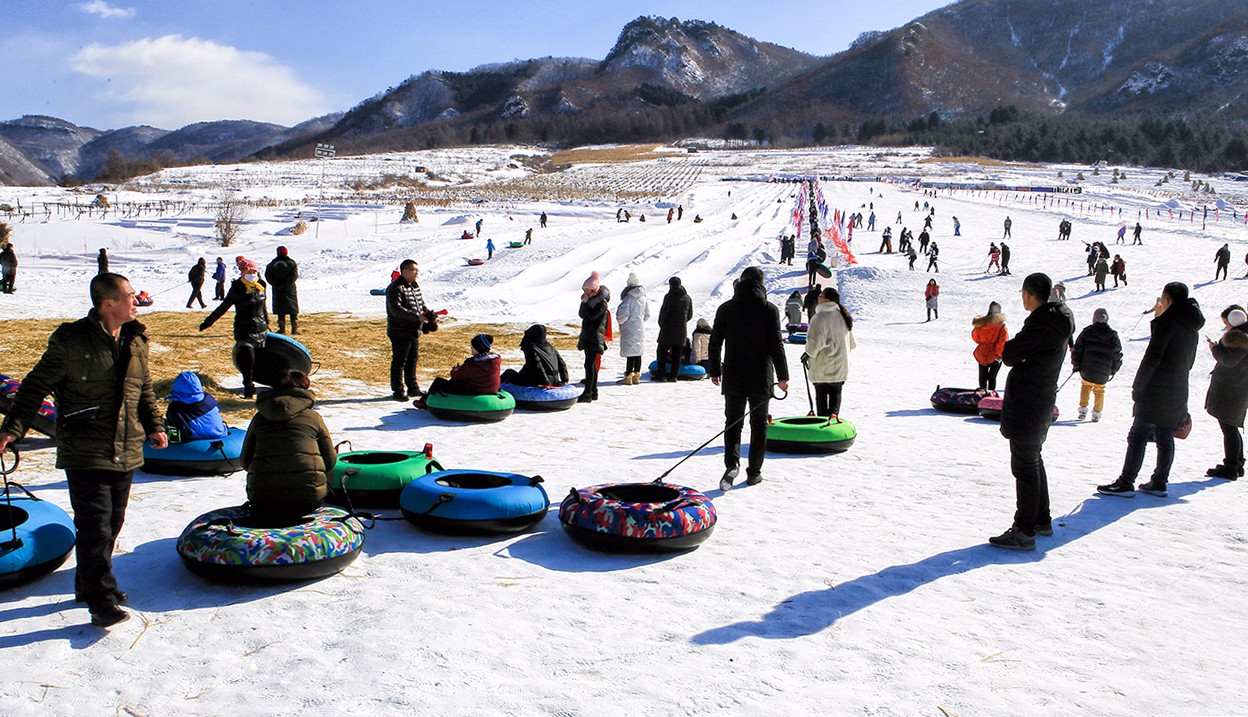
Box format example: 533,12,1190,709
924,279,939,321
414,334,500,407
971,301,1009,390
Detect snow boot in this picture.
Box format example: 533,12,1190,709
1078,406,1088,421
1091,411,1102,422
1206,464,1238,479
630,372,640,385
1097,479,1136,497
290,317,300,335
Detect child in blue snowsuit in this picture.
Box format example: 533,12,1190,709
165,371,229,442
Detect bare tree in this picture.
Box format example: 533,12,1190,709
214,190,249,247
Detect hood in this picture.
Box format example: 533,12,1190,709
587,285,612,309
621,284,645,301
972,313,1005,328
1037,301,1076,338
169,371,206,403
666,284,688,300
1222,327,1248,351
732,279,767,304
696,318,712,332
255,386,316,422
522,323,548,347
1159,298,1206,333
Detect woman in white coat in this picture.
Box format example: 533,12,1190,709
804,286,856,416
615,272,650,385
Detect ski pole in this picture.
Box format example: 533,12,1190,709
654,383,788,484
1055,369,1077,394
1130,308,1153,333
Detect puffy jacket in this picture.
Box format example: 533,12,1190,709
201,278,269,347
1001,302,1076,442
449,354,502,395
1071,323,1123,385
264,255,300,315
708,279,789,396
511,324,569,386
242,386,336,513
1133,298,1205,430
212,262,226,282
691,320,712,363
1207,327,1248,427
386,277,428,334
784,294,804,326
188,260,206,287
806,302,855,383
971,313,1008,366
0,312,164,470
616,285,650,358
577,286,611,354
165,371,228,441
657,282,693,345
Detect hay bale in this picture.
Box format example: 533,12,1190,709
291,220,308,235
400,202,419,223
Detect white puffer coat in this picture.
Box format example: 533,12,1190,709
616,285,651,358
805,301,856,382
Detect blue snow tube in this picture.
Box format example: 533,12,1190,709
647,361,708,381
242,332,314,387
787,333,808,344
143,427,246,476
400,469,549,535
0,468,77,589
499,382,580,412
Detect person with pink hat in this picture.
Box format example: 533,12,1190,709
200,256,270,398
576,271,611,403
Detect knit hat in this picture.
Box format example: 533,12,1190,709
277,246,289,257
471,333,494,353
1093,308,1110,324
1022,273,1053,303
238,258,259,275
626,272,640,287
1228,309,1248,328
582,271,601,293
235,255,246,269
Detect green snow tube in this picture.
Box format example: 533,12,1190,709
508,241,525,248
424,391,515,423
328,449,445,508
766,415,857,454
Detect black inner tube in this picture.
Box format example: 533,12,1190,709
340,452,411,466
0,505,29,531
781,417,830,425
435,473,512,490
598,484,682,503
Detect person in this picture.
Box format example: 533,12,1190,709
785,290,804,326
918,229,930,255
709,267,789,490
656,276,693,382
691,318,713,369
1116,224,1127,245
667,207,674,223
264,246,299,334
200,257,268,399
615,273,650,385
1098,282,1205,498
1085,243,1099,276
1051,282,1068,304
1215,243,1231,281
1003,216,1012,238
804,287,855,417
987,243,1001,273
417,334,502,403
1072,308,1123,422
540,211,547,228
1204,306,1248,479
692,214,703,223
1132,222,1143,245
924,279,939,321
897,210,903,224
240,369,335,526
989,273,1075,551
1110,255,1127,287
385,259,434,401
868,211,875,231
971,302,1008,391
999,241,1011,276
923,214,933,232
677,204,684,220
486,237,495,260
953,216,961,236
475,218,483,236
524,228,533,245
878,228,893,254
501,324,569,387
803,283,821,321
577,271,611,403
1093,256,1109,292
926,241,939,273
806,250,821,287
212,257,227,301
0,240,16,293
164,371,228,443
97,248,109,275
0,272,167,627
186,257,207,309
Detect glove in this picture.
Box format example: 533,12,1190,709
800,353,810,367
198,323,208,332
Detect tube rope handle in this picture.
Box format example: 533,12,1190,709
0,444,19,476
420,493,455,516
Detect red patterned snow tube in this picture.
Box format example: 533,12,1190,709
558,482,716,553
930,386,996,414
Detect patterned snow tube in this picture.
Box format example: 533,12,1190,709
930,387,996,414
0,374,56,438
766,415,857,454
0,493,76,589
646,362,708,381
176,505,365,583
499,383,580,412
239,332,313,387
976,395,1059,423
142,427,246,476
400,470,549,534
328,450,444,508
559,482,716,553
424,391,515,423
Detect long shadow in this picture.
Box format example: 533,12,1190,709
0,623,109,650
882,321,932,326
340,408,444,432
498,522,688,572
691,479,1220,645
884,408,940,418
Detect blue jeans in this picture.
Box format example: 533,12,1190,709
1120,415,1175,485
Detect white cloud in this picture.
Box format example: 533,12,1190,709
70,35,331,128
77,1,136,19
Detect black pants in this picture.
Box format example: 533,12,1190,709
1219,420,1244,470
214,279,226,301
66,469,134,607
583,351,601,398
978,361,1002,391
235,343,256,391
724,392,771,476
814,382,843,417
1216,264,1229,280
187,283,205,308
625,355,641,374
389,330,420,394
656,344,682,378
1009,439,1050,536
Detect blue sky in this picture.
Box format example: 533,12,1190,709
3,0,952,130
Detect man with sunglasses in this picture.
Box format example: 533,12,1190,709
386,259,434,401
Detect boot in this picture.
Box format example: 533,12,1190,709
1077,406,1088,421
618,373,632,386
630,372,640,385
290,317,300,335
276,316,286,334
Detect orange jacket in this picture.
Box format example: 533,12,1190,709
971,315,1009,365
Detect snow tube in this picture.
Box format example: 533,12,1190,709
142,427,246,476
0,489,76,589
766,415,857,454
241,332,314,387
400,470,549,534
559,482,716,553
976,395,1060,422
328,449,445,508
930,387,995,414
465,259,485,266
787,333,808,345
369,288,386,296
647,361,708,381
786,323,809,334
135,291,154,307
424,391,515,423
508,241,525,249
176,505,365,583
815,262,834,279
0,374,56,438
499,383,579,412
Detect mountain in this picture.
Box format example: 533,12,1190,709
0,116,101,181
0,135,57,186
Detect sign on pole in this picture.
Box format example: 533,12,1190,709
315,143,336,158
314,144,335,239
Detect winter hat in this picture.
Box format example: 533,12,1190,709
277,246,289,257
1022,273,1053,303
471,333,494,353
988,301,1002,315
1228,309,1248,328
696,318,712,331
1093,308,1110,324
668,276,682,289
626,272,640,287
582,271,601,293
235,255,246,270
739,266,765,285
238,258,259,275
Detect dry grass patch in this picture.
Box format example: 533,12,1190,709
3,312,580,427
550,144,665,166
919,156,1026,167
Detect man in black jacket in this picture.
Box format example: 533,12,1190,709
385,259,432,401
186,257,207,309
1099,282,1205,498
709,267,789,490
655,277,693,382
990,273,1075,551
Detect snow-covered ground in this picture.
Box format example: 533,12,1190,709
2,145,1247,716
